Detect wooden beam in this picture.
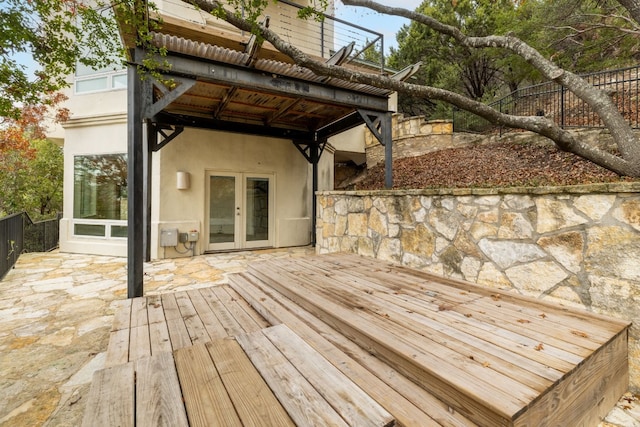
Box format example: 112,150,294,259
213,86,238,119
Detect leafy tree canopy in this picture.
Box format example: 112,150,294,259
0,0,122,120
0,95,65,218
387,0,640,118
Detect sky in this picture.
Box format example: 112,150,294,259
334,0,424,54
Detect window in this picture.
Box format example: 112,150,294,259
75,61,127,94
73,154,128,238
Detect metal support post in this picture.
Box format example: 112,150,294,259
127,49,145,298
311,140,320,247
383,112,393,189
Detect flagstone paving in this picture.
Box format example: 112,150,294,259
0,247,639,426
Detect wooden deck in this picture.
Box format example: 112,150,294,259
83,253,631,426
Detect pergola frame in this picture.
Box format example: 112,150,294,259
126,47,393,298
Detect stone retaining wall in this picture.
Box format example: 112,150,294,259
365,115,454,167
316,182,640,389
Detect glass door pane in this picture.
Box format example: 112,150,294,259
245,177,269,243
209,175,237,246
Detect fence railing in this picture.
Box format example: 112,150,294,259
267,0,385,71
0,213,60,280
24,214,61,253
0,213,25,280
453,65,640,134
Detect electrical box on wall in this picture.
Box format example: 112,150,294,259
188,231,199,242
160,228,178,247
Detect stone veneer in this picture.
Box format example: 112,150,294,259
316,182,640,389
365,115,454,168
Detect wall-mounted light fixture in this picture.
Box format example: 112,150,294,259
176,171,190,190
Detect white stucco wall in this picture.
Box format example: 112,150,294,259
61,121,329,259
150,128,326,259
59,115,128,256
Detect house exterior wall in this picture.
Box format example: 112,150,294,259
60,113,128,256
151,128,327,259
156,0,335,58
60,114,330,258
56,53,341,259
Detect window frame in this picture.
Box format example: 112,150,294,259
74,69,127,95
72,153,128,239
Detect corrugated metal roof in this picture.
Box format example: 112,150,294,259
151,32,390,97
146,32,390,132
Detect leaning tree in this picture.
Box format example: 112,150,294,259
182,0,640,177
3,0,639,176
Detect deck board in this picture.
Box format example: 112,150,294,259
236,328,351,427
187,289,229,340
135,352,189,427
228,272,477,426
87,253,630,427
246,253,630,426
175,343,243,427
174,291,210,344
206,338,296,427
82,363,135,427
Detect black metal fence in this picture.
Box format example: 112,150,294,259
0,213,60,280
0,213,25,280
24,214,61,253
453,65,640,134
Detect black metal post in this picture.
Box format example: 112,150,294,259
144,121,154,262
311,140,320,247
127,50,145,298
383,112,393,189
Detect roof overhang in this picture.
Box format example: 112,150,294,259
128,32,391,139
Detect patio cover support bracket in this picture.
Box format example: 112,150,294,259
292,139,328,163
358,109,393,189
151,124,185,152
145,76,196,120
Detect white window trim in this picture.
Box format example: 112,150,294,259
74,69,127,95
71,219,128,240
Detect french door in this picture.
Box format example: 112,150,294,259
206,172,274,251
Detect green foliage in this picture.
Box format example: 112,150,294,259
521,0,640,73
0,0,124,120
388,0,519,117
0,138,63,220
388,0,640,118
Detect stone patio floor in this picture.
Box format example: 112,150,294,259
1,247,639,427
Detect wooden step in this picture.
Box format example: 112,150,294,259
239,253,630,427
105,285,269,366
228,272,476,426
237,324,395,427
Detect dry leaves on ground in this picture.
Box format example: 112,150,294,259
356,142,638,190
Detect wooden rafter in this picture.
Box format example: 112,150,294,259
213,87,238,119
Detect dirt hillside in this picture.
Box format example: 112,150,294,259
355,142,638,190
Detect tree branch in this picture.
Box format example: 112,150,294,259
340,0,640,175
180,0,640,176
